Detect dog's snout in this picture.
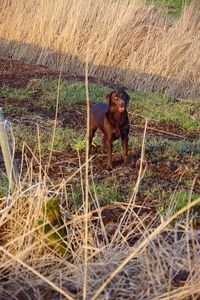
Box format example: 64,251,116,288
119,100,125,107
118,100,126,112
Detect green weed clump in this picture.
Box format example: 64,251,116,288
38,197,72,258
158,190,200,217
147,0,190,17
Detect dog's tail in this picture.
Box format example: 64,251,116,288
76,101,96,107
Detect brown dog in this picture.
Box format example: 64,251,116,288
79,90,130,170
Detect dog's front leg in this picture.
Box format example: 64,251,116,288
106,140,113,170
121,135,128,164
102,136,107,153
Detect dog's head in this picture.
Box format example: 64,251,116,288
105,90,130,113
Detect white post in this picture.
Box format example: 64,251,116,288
0,108,18,191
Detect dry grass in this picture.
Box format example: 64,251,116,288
0,156,200,299
0,1,200,298
1,0,200,98
0,127,200,299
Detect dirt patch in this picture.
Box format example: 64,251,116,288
0,57,111,89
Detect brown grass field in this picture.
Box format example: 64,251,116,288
0,0,200,299
0,0,200,98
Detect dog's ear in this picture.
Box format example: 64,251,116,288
122,90,130,103
104,92,113,103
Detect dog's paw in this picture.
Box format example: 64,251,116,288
123,157,129,165
106,163,113,171
121,154,129,165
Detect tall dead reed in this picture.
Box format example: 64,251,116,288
0,0,200,98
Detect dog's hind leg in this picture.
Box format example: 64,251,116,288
88,117,98,154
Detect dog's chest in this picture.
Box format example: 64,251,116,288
111,127,121,139
105,113,129,139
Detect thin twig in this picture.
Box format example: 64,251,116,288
175,98,200,103
132,124,188,139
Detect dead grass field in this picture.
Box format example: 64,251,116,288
0,0,200,299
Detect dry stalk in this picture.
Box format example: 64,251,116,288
110,118,148,246
83,54,90,300
47,68,62,170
